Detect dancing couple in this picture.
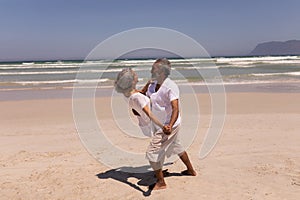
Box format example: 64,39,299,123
114,58,196,190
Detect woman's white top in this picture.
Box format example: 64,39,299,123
128,92,153,137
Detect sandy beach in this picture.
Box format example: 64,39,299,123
1,88,300,199
2,0,300,198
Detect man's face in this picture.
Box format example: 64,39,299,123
151,64,161,80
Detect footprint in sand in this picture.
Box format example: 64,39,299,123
291,178,300,186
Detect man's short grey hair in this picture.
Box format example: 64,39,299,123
114,68,134,94
154,58,171,76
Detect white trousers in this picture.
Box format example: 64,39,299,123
146,125,185,170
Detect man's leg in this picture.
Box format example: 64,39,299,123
179,151,197,176
149,161,167,190
153,169,166,190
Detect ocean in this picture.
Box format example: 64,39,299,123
1,56,300,93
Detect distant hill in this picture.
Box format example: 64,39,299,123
250,40,300,56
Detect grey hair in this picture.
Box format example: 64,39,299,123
114,68,135,94
154,58,171,76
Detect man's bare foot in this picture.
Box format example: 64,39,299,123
152,182,167,190
181,169,197,176
153,169,170,178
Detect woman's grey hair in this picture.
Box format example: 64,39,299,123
114,68,135,94
154,58,171,76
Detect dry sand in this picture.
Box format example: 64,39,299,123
1,91,300,199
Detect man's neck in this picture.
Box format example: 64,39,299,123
157,76,167,85
156,77,167,91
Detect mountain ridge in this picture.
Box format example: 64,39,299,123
250,40,300,56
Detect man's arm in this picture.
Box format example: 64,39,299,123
164,99,179,134
169,99,179,127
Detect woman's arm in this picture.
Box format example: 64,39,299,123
142,105,164,129
137,80,151,95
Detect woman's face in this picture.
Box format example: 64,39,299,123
132,72,138,88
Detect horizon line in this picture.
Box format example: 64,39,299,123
1,54,300,63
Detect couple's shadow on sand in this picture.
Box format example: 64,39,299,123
96,163,183,196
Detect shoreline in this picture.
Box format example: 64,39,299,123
1,81,300,101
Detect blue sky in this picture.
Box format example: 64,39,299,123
1,0,300,61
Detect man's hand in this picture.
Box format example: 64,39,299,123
163,125,172,135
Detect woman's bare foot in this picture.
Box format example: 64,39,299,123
181,169,197,176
